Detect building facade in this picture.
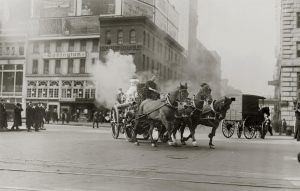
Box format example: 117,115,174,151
99,16,185,81
26,16,100,119
273,0,300,127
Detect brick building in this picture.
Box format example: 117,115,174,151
99,16,185,81
272,0,300,127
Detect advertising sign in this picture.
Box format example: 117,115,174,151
32,0,76,18
122,0,154,21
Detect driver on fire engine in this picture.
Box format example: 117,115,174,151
115,88,125,105
145,75,160,100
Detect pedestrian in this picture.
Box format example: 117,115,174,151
53,109,58,123
0,99,8,130
45,109,50,124
61,112,66,125
263,113,273,136
32,104,40,132
39,103,46,130
99,111,103,124
11,103,23,131
66,111,70,124
295,106,300,141
93,111,100,128
282,118,287,135
26,102,34,132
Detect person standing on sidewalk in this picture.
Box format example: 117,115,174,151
0,99,8,130
26,102,34,132
11,103,23,131
61,112,66,125
295,106,300,141
93,111,100,128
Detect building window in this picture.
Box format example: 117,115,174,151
151,60,154,72
85,89,90,98
44,42,50,53
44,60,49,74
32,60,38,74
297,12,300,28
147,33,150,48
152,37,155,51
69,40,74,52
117,30,124,44
19,45,24,55
33,42,39,53
92,58,96,65
142,54,145,70
146,56,149,70
68,59,73,74
92,39,99,52
105,31,111,45
297,42,300,57
80,40,86,51
55,60,61,74
91,89,95,98
130,30,136,44
143,31,146,46
80,59,85,73
56,41,62,52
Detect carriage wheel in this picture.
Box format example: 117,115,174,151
221,120,235,138
243,124,255,139
110,108,120,139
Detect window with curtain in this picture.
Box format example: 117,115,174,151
130,30,136,44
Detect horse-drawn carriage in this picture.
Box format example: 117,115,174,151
221,94,270,139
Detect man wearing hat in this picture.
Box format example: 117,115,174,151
116,88,125,105
11,103,23,131
26,102,34,132
0,99,8,130
144,75,160,100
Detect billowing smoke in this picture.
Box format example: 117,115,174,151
92,50,136,108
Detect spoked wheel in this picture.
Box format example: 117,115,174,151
221,120,235,138
243,124,255,139
110,108,120,139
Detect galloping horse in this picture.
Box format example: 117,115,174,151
132,83,189,147
173,83,213,146
176,95,233,148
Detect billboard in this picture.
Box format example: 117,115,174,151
122,0,154,21
81,0,116,16
32,0,76,18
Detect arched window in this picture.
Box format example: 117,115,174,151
130,30,136,44
105,31,111,45
117,30,123,44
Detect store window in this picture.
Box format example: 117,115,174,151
15,72,23,92
19,44,24,55
2,72,14,92
56,41,62,52
92,39,99,52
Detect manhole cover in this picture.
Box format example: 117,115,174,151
166,155,188,159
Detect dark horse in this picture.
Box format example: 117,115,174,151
132,83,189,147
178,96,234,148
173,83,213,146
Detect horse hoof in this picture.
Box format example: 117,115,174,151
209,144,215,149
151,143,156,147
168,141,174,146
192,141,198,147
181,141,186,145
135,142,140,146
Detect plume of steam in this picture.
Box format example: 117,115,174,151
92,50,136,108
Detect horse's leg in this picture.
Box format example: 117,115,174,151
208,122,218,149
180,124,186,145
133,118,140,146
191,127,198,147
162,119,176,146
149,122,156,147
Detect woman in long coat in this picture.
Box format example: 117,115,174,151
11,103,23,131
0,100,8,129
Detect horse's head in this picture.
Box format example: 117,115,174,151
211,96,234,120
194,83,213,107
178,82,189,102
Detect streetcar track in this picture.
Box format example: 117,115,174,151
0,167,299,190
0,158,299,183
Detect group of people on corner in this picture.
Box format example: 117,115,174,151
92,111,104,128
0,99,23,131
26,102,47,132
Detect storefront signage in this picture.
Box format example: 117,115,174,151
100,44,142,51
43,52,86,59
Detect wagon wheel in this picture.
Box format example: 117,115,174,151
110,107,120,139
221,120,235,138
243,119,255,139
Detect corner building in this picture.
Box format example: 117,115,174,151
100,16,186,81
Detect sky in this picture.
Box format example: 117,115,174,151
171,0,278,97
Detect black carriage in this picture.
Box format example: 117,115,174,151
221,94,269,139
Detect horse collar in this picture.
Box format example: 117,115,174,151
166,95,177,109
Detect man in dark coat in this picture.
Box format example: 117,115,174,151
38,103,46,130
11,103,23,131
0,99,8,130
26,102,34,132
295,106,300,141
93,111,100,128
144,75,160,100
